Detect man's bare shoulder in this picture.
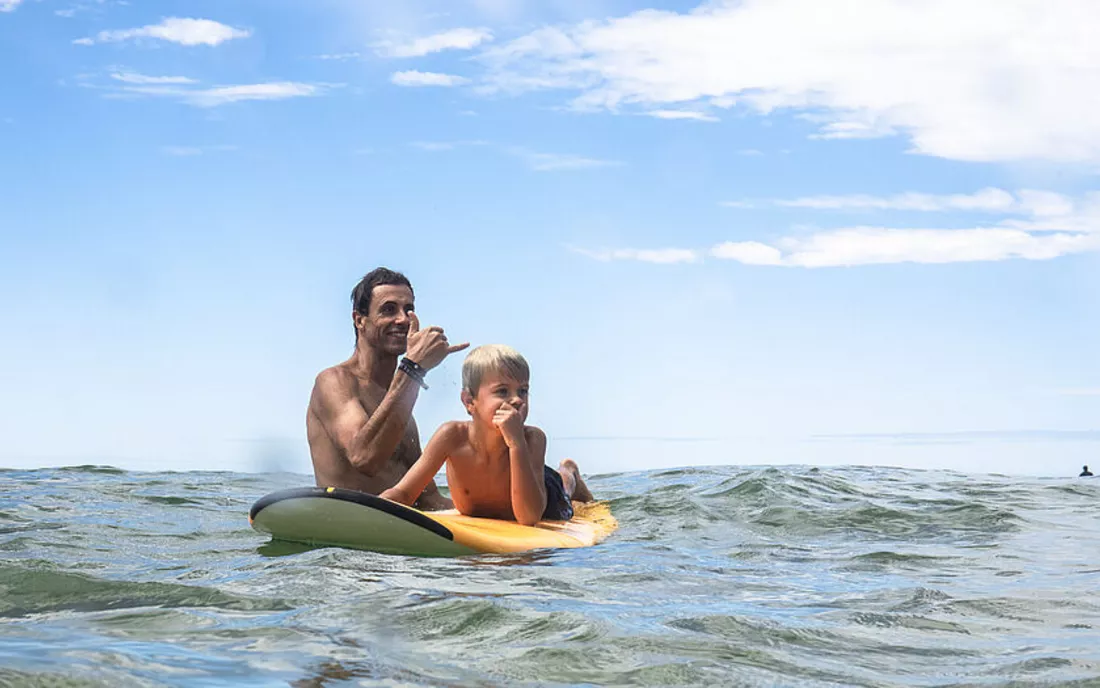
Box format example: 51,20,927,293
309,363,359,410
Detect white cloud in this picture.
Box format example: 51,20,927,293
411,141,457,151
480,0,1100,164
1057,388,1100,397
161,146,203,157
315,52,362,61
120,82,322,107
571,247,701,264
391,70,470,87
710,228,1100,267
377,27,492,58
111,72,197,85
724,188,1086,217
410,140,487,151
646,110,718,122
770,188,1018,213
0,0,22,12
508,147,621,172
578,185,1100,267
75,17,250,46
161,145,236,156
183,83,319,107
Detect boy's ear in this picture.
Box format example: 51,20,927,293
460,389,474,416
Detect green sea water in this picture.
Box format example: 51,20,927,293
1,465,1098,687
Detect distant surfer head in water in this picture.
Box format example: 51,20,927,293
304,267,468,509
382,345,594,525
1082,465,1094,477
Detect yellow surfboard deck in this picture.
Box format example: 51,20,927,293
423,501,618,554
249,487,617,557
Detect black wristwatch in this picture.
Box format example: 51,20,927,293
399,357,429,390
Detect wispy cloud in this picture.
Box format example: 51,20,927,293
111,72,197,85
161,145,236,156
646,110,718,123
410,140,487,152
727,188,1020,213
570,247,700,264
575,184,1100,268
508,147,621,172
376,27,492,58
74,17,250,47
709,228,1100,268
314,52,362,61
479,0,1100,164
391,70,470,87
1057,388,1100,397
116,81,325,107
1,0,23,12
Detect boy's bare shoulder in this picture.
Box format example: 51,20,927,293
436,420,472,445
524,425,547,445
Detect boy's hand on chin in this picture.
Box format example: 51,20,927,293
493,403,526,448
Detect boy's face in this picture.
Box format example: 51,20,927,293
462,370,530,426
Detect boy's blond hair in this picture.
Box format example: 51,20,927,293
462,344,530,395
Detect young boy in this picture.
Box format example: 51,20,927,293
380,345,593,525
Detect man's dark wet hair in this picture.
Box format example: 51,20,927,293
351,267,413,340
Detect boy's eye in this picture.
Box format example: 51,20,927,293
519,388,529,397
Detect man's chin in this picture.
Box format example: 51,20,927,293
384,342,408,357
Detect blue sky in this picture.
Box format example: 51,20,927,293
2,0,1098,477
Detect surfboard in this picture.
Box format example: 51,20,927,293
248,486,617,557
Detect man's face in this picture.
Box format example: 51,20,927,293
356,284,414,356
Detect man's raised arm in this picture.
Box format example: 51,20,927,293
311,312,469,477
310,366,421,477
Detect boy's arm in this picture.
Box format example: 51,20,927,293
495,404,547,526
380,422,460,506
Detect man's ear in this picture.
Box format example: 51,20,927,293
352,311,367,332
460,389,474,416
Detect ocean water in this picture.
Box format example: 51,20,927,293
1,465,1098,687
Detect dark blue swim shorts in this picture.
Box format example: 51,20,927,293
542,465,574,521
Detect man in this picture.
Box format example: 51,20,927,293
1082,465,1094,477
306,268,467,509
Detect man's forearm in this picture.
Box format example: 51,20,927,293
348,371,420,474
